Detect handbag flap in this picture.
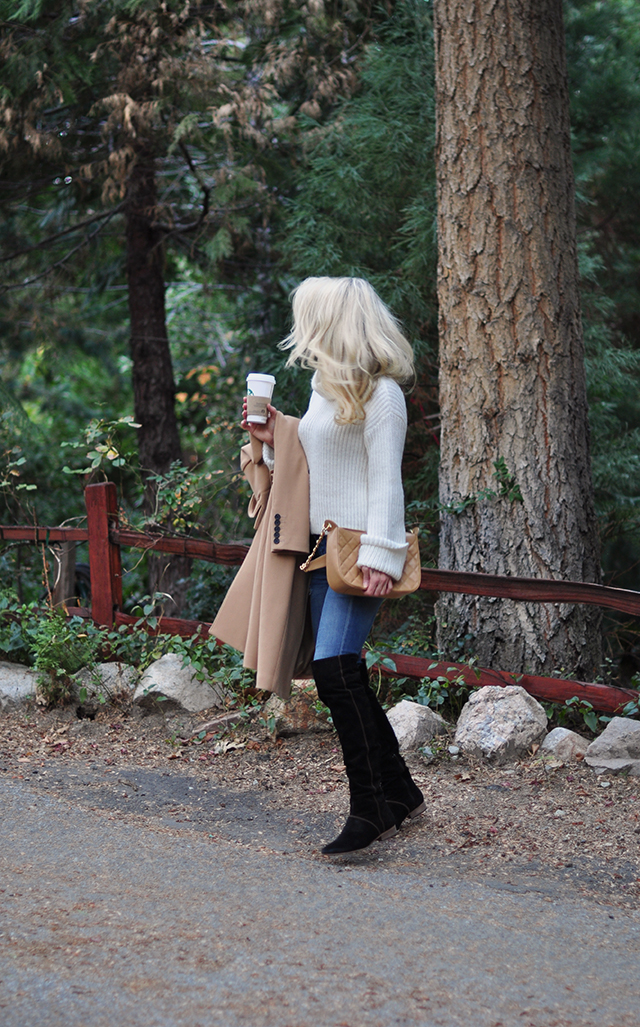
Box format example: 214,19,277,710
326,526,420,597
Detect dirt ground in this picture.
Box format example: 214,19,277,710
1,699,639,911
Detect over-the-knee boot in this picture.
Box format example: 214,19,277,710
312,653,398,855
359,662,426,829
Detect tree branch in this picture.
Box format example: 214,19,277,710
175,141,211,233
0,204,125,265
0,206,123,294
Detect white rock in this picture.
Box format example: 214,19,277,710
73,662,138,705
584,718,640,776
585,717,640,759
454,685,547,762
386,699,450,752
589,759,640,777
133,653,227,713
0,661,38,709
540,727,589,762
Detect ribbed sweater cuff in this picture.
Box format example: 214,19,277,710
357,538,409,581
262,443,275,470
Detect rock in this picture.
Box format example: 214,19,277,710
584,717,640,776
133,653,228,713
540,727,589,762
386,699,450,752
0,661,38,709
73,662,138,709
585,716,640,759
262,680,331,737
454,685,547,762
586,757,640,777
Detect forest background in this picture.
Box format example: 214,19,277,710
1,0,640,676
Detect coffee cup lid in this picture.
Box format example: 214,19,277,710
246,373,276,384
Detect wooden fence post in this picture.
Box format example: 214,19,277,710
85,482,123,627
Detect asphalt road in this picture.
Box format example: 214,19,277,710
1,767,639,1027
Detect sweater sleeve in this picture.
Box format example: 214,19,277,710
262,442,275,471
357,383,409,580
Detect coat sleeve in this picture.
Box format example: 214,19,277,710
269,414,310,555
241,437,272,530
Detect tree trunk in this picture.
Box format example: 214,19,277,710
126,155,190,614
433,0,602,679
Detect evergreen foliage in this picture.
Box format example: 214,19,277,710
567,0,640,587
282,0,437,353
0,0,387,604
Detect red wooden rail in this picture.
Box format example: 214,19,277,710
0,526,89,543
2,480,639,714
420,567,640,617
110,527,249,566
380,655,638,716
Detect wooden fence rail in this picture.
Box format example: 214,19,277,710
2,480,639,714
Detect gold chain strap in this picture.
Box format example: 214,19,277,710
299,519,333,572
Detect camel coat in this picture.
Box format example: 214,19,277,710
210,412,314,698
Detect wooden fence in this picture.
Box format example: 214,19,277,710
2,480,639,715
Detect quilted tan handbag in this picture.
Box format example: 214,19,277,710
300,519,421,598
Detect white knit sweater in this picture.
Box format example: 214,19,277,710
296,374,409,580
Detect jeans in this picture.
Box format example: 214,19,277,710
308,537,383,661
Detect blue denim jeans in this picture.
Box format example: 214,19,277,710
308,537,383,661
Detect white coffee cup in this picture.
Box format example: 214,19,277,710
246,373,276,424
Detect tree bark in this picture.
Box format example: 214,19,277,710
126,157,181,478
433,0,602,678
126,155,190,613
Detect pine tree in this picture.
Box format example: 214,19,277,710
0,0,380,607
433,0,602,678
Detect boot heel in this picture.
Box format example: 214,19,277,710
409,801,426,820
380,825,398,841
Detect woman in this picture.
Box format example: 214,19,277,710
242,276,425,855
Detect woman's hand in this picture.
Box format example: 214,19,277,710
241,399,277,449
361,567,394,597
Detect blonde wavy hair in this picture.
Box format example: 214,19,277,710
280,277,415,424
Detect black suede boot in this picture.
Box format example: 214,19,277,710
312,654,398,855
359,662,426,829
